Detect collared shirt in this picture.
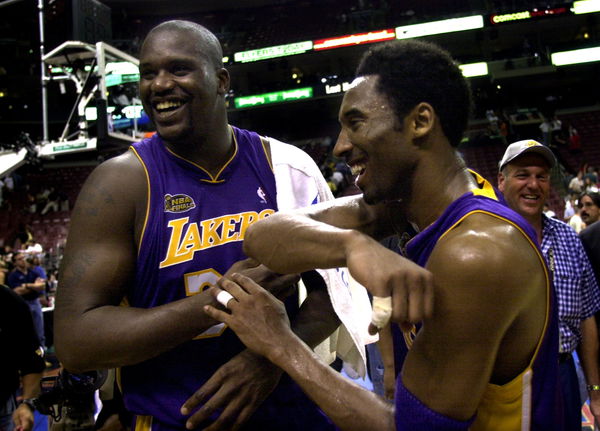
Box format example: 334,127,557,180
541,214,600,353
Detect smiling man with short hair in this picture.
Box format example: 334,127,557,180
498,139,600,429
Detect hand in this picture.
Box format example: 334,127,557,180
224,258,300,300
14,286,28,295
204,273,294,361
181,349,283,431
13,404,34,431
345,237,434,333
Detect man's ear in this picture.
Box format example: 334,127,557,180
411,102,434,139
217,68,230,95
497,171,506,192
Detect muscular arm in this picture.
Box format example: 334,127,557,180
243,196,399,273
293,271,340,348
204,214,548,430
577,316,600,421
55,152,221,372
401,216,547,420
244,197,433,321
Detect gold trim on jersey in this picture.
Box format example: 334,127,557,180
260,136,274,172
438,208,550,430
164,126,238,183
134,414,153,431
130,146,152,256
468,169,498,200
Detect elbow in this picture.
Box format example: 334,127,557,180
55,343,86,373
54,327,95,373
243,222,259,259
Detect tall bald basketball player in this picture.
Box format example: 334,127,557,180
55,20,364,431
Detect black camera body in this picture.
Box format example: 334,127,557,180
33,369,108,430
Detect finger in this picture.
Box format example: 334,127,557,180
216,290,235,309
424,272,434,319
200,400,243,431
184,401,222,430
407,275,424,323
203,305,232,325
217,277,250,303
230,404,258,431
181,364,232,415
399,321,413,332
230,272,266,294
370,296,392,332
391,280,408,323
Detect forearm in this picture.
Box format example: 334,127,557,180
269,334,395,431
26,281,45,293
56,291,221,372
21,373,42,399
578,316,600,387
244,212,360,274
291,286,340,349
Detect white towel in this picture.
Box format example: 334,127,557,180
268,137,378,377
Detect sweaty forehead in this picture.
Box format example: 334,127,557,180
339,76,388,118
141,28,209,62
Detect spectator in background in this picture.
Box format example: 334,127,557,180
568,171,584,195
40,187,59,215
7,253,46,350
567,124,582,154
543,203,556,218
0,286,45,431
584,166,599,186
580,192,600,226
569,204,585,234
497,139,600,428
584,176,599,193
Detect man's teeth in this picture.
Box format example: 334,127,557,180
156,101,183,111
350,164,365,176
523,195,538,200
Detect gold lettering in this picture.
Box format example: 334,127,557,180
159,217,189,268
177,223,202,256
238,212,257,239
223,214,242,241
200,218,222,248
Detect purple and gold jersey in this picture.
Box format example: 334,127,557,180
123,127,334,430
397,171,562,430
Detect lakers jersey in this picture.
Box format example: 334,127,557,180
123,127,335,430
399,171,562,430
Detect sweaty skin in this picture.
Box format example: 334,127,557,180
55,21,340,431
212,74,551,430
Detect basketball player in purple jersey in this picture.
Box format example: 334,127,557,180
204,40,565,430
55,20,348,431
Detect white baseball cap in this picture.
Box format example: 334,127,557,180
498,139,557,171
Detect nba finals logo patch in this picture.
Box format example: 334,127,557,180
164,194,196,213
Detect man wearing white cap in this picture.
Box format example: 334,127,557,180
498,139,600,429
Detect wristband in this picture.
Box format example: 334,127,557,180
587,384,600,391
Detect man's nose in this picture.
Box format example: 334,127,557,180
151,71,175,92
333,130,352,159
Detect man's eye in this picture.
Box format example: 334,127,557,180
172,66,190,76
